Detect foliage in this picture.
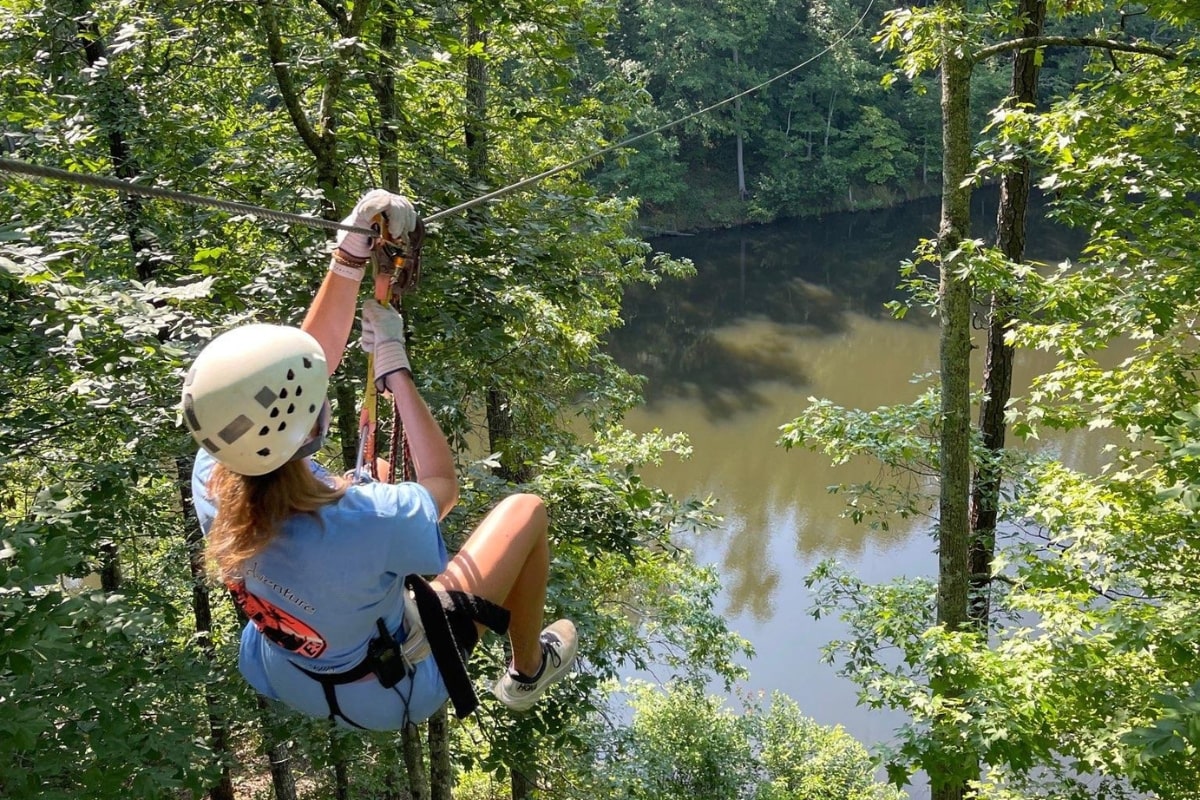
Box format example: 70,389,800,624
602,0,939,225
0,0,749,795
601,0,1047,227
783,5,1200,799
779,381,943,530
448,428,753,782
531,680,903,800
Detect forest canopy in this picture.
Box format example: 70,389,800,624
3,0,1200,798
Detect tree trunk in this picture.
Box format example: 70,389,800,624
336,381,359,473
823,88,836,157
936,20,973,643
466,16,489,183
258,0,357,211
67,0,149,595
68,0,155,279
733,46,746,199
465,16,529,486
178,456,236,800
332,728,352,800
969,0,1047,629
257,697,300,800
374,0,400,191
512,769,535,800
98,540,122,592
932,12,974,800
428,706,453,800
402,724,430,800
487,388,530,482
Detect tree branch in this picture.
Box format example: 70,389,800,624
972,35,1181,64
257,0,325,158
313,0,368,152
312,0,348,29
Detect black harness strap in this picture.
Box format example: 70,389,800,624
292,619,407,729
290,578,509,726
302,672,370,729
404,574,509,718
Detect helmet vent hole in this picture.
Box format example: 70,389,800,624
309,404,316,414
270,408,280,418
277,422,287,432
287,404,295,414
259,426,270,436
287,368,295,380
280,388,289,399
295,385,303,396
257,447,271,457
303,357,313,369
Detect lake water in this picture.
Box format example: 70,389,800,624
606,190,1100,779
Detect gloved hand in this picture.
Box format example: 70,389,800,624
336,189,418,260
361,299,411,389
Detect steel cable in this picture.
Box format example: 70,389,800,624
0,0,873,230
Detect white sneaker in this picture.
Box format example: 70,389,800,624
491,619,578,712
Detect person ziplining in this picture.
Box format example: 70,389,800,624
2,11,879,727
181,189,577,730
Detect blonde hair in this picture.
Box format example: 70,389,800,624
206,460,348,582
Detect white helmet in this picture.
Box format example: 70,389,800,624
181,324,330,476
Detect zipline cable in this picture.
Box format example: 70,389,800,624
426,0,875,222
0,0,874,228
0,158,376,237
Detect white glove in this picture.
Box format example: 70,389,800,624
361,299,411,389
336,189,418,259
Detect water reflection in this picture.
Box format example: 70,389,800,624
611,190,1091,616
612,199,946,415
617,316,939,620
607,190,1096,754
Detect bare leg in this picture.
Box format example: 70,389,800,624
430,493,550,676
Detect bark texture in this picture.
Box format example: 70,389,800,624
969,0,1047,628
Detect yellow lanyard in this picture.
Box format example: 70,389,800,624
354,219,425,482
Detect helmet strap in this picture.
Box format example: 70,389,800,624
287,400,331,464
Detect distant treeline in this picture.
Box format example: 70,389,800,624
587,0,1133,229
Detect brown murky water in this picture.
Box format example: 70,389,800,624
608,191,1113,759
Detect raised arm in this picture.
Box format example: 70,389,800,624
361,299,459,519
300,255,362,375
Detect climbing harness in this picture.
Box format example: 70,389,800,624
282,576,509,727
289,591,431,729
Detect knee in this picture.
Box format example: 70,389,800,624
503,493,548,532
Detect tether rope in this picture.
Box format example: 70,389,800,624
0,0,873,228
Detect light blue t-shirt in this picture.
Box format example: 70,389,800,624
192,449,451,728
